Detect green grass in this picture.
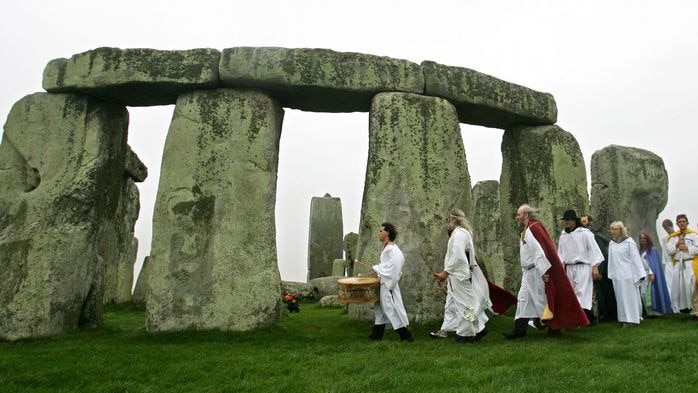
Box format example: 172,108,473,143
1,302,696,393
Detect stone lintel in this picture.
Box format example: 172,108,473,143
219,47,424,113
422,60,557,129
42,47,221,106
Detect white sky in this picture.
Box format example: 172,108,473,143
1,0,696,283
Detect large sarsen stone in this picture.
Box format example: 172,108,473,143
146,89,283,332
0,92,129,340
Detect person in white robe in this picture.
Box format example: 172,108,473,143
665,214,698,319
431,209,491,343
557,210,605,324
660,219,676,312
368,222,413,341
503,204,552,339
607,221,646,326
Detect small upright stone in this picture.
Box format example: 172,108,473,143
343,232,358,276
590,145,668,246
422,61,557,129
307,194,344,280
220,47,424,112
132,256,150,307
43,47,220,106
146,89,284,332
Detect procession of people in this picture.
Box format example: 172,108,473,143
359,205,696,343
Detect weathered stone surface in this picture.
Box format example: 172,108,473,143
0,92,128,340
125,146,148,182
146,89,284,332
102,178,140,304
307,193,344,280
43,47,220,106
308,276,343,299
422,61,557,129
331,259,346,277
343,232,358,276
219,47,424,112
132,256,150,307
319,295,342,308
352,92,473,322
499,125,589,292
590,145,668,246
281,281,314,300
472,180,504,285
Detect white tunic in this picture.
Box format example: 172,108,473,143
372,244,409,329
608,237,645,324
438,227,491,336
665,231,698,311
558,227,605,310
515,227,552,319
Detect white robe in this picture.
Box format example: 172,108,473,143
515,227,552,319
372,244,409,329
665,231,698,312
438,227,491,336
608,237,645,324
558,227,605,310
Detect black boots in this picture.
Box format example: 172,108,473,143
396,327,414,342
369,324,413,342
503,318,528,339
369,324,385,341
584,309,598,325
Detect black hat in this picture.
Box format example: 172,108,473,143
560,210,580,221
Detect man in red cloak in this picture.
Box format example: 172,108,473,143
504,204,589,339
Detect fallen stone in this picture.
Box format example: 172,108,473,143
308,276,343,299
281,281,314,300
319,295,342,308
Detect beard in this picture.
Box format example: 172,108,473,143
517,221,525,232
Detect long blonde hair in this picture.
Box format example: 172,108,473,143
610,221,628,238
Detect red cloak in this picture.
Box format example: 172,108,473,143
487,280,516,315
527,220,589,329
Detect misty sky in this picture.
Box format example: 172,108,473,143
1,1,696,283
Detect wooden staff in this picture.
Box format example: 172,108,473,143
420,252,447,295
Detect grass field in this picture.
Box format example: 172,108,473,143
1,302,696,393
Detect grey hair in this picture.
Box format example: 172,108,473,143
449,208,472,231
518,204,540,221
610,221,629,237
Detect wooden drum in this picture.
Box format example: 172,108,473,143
337,277,380,304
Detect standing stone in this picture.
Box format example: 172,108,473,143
307,194,344,280
353,92,473,322
499,125,589,292
343,232,358,276
132,256,150,307
331,259,346,277
590,145,668,246
146,89,284,332
102,178,141,304
472,180,504,285
0,92,128,340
